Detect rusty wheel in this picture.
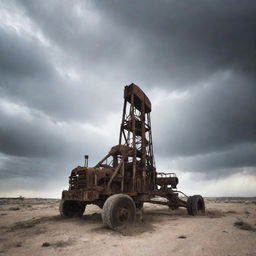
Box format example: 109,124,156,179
102,194,136,229
187,195,205,216
59,200,85,218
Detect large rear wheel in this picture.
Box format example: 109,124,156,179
59,200,85,217
102,194,136,229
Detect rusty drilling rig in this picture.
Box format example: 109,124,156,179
60,83,205,229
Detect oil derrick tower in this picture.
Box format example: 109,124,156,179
119,83,156,193
61,83,205,229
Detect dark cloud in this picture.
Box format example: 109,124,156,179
0,104,66,158
19,0,256,87
0,98,116,160
0,0,256,196
154,73,256,157
96,0,256,86
0,27,54,79
170,143,256,176
17,0,129,72
0,25,121,123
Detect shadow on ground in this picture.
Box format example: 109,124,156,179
1,207,226,237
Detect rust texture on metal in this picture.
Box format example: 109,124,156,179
62,83,189,209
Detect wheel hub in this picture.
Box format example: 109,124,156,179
118,207,130,222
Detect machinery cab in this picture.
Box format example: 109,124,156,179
68,144,156,195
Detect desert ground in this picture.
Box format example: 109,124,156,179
0,197,255,256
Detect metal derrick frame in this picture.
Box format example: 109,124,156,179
119,87,155,193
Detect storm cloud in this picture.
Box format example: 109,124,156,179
0,0,255,197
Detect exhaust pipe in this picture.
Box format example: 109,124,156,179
84,155,89,167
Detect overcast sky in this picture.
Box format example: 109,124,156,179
0,0,255,198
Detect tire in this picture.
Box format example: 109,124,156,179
102,194,136,229
187,196,193,215
135,201,144,210
59,200,86,218
187,195,205,216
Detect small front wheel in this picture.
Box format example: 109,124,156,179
102,194,136,229
59,200,85,218
187,195,205,216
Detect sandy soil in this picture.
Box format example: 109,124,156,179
0,197,255,256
